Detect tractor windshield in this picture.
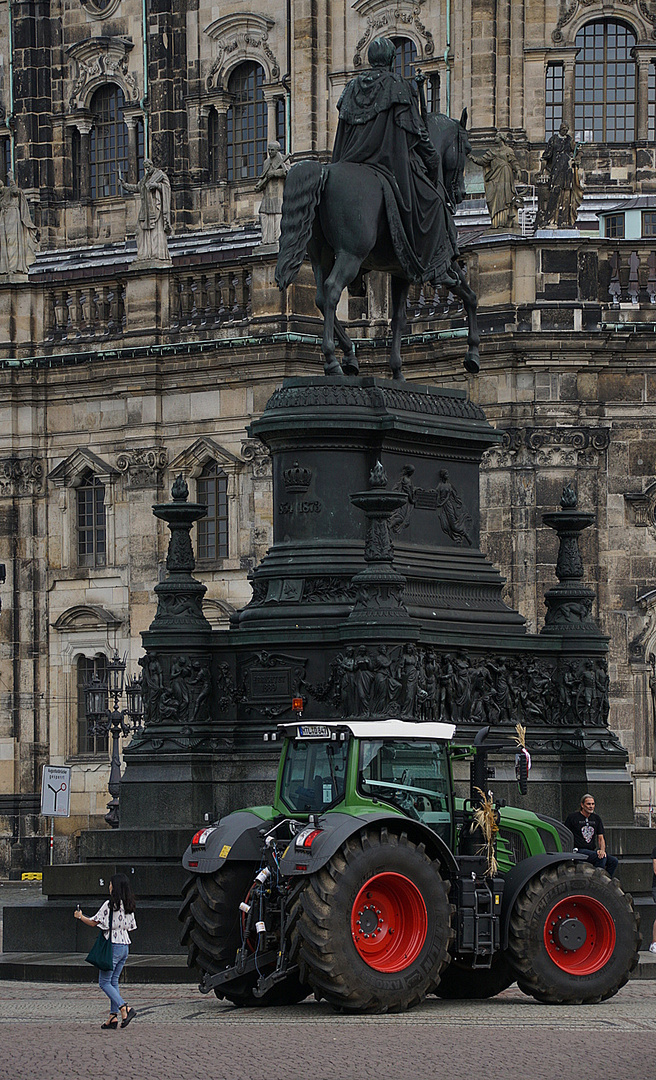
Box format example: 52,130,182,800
358,740,451,829
279,737,349,813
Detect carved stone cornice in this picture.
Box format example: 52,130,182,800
241,439,271,478
551,0,656,44
483,426,610,469
0,457,44,497
116,447,168,489
352,2,435,67
204,13,280,89
67,36,140,112
625,483,656,527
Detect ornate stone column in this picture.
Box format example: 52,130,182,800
633,48,654,142
122,107,145,183
66,115,92,198
562,54,577,135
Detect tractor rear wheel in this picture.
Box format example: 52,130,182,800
433,952,515,999
291,828,453,1013
179,865,308,1007
506,861,640,1004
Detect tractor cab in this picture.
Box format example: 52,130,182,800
275,719,456,841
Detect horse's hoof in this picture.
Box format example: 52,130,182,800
324,359,344,376
391,370,405,381
342,356,359,377
463,353,480,375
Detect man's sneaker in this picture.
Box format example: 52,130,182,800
648,942,656,953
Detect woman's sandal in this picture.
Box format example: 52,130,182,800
120,1007,137,1028
101,1015,118,1030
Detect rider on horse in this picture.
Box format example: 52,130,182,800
332,36,460,287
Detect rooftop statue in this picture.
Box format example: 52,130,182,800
469,132,522,230
119,159,173,265
276,37,479,377
0,174,38,278
255,141,290,248
537,123,584,229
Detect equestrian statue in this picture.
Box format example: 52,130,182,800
275,36,479,379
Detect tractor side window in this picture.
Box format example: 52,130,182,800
358,740,451,826
280,739,349,813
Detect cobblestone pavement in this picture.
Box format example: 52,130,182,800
0,979,655,1080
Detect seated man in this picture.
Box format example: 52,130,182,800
564,794,618,878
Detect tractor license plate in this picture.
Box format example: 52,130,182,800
297,724,331,739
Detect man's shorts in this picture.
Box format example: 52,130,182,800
652,885,656,904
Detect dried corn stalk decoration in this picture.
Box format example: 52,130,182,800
472,786,499,877
513,723,527,749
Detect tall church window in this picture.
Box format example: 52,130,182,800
77,470,106,568
574,21,636,143
545,63,564,139
89,84,129,198
197,462,229,560
77,654,108,755
226,62,267,181
649,62,656,142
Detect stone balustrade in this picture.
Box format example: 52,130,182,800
0,235,655,362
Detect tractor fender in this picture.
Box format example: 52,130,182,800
182,810,275,873
500,851,590,949
278,811,459,878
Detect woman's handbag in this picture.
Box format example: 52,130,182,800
84,908,114,971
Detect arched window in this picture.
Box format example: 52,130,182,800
393,37,417,79
77,654,108,755
89,84,129,198
649,62,656,142
226,62,267,181
77,470,106,567
197,462,229,560
574,21,636,143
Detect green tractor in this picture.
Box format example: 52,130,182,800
179,719,640,1012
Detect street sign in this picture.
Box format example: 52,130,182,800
40,766,72,818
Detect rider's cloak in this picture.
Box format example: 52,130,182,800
332,68,458,283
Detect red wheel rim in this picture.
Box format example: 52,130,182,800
351,872,428,973
543,893,616,975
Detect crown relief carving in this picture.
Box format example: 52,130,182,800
67,36,140,111
204,13,280,90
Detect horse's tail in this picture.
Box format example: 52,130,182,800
275,161,327,289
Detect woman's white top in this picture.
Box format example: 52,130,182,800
93,899,137,945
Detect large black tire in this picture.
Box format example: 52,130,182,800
291,827,453,1013
434,952,515,999
506,861,641,1004
179,865,308,1007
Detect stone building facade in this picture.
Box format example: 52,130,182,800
2,0,656,869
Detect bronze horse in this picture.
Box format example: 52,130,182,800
275,110,479,379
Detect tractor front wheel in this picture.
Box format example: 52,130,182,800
291,827,453,1013
506,861,640,1004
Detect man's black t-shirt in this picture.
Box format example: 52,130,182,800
564,811,605,851
652,844,656,889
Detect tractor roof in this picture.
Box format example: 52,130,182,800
276,719,456,741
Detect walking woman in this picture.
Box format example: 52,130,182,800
74,873,138,1029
